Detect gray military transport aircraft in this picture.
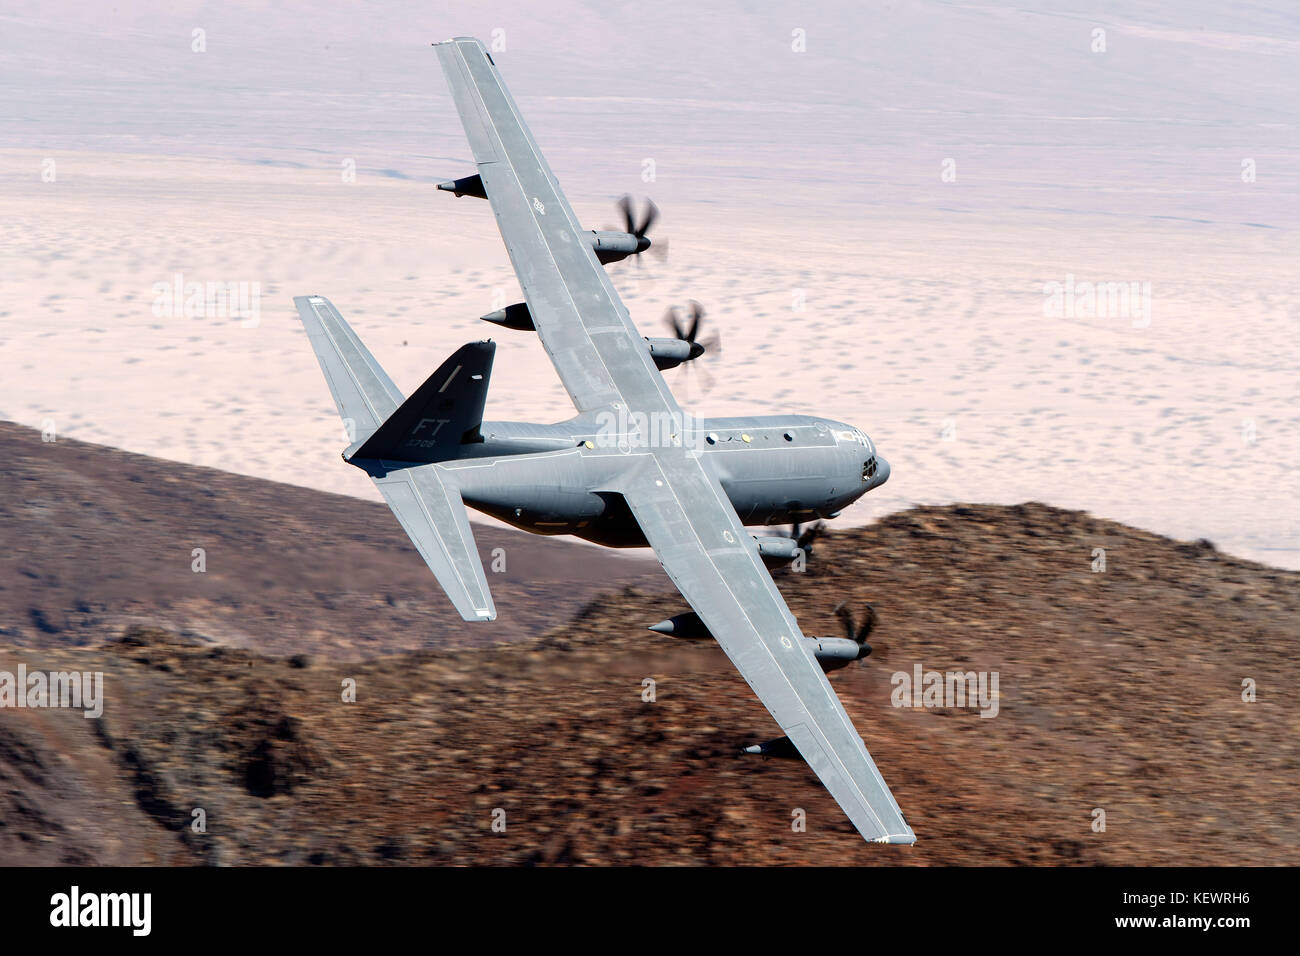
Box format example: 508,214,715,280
294,37,914,845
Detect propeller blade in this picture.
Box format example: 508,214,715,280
796,520,824,551
857,604,878,644
695,362,715,392
677,357,715,400
663,306,686,340
686,300,703,342
636,199,659,238
618,195,635,235
833,601,856,642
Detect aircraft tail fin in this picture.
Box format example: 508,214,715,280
351,341,495,463
294,295,496,622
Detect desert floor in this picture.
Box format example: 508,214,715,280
2,0,1296,564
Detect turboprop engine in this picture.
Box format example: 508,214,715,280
648,612,870,673
438,181,662,266
644,336,703,370
481,303,712,372
754,536,802,566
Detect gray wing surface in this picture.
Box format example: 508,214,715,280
610,454,915,844
433,38,913,844
434,37,679,419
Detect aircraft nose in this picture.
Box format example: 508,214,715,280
874,455,890,487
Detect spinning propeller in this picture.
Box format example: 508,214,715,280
662,300,720,394
832,601,877,661
614,195,668,265
792,520,826,556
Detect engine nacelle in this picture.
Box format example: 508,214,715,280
804,636,865,673
589,230,647,264
644,336,703,370
479,309,703,374
754,536,802,566
650,613,866,673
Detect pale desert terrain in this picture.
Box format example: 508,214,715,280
1,0,1297,565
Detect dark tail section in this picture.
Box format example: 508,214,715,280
350,341,495,463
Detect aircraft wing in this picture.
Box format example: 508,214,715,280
612,455,915,844
434,37,680,418
434,37,913,844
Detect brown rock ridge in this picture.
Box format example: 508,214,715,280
0,420,660,658
1,499,1295,865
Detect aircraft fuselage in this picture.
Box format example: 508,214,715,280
444,414,889,547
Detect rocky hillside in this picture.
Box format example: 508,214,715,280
2,498,1295,865
0,421,659,658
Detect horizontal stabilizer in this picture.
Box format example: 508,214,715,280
370,465,496,621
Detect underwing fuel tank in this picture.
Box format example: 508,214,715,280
480,302,536,331
437,174,487,198
742,736,801,759
647,612,710,639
